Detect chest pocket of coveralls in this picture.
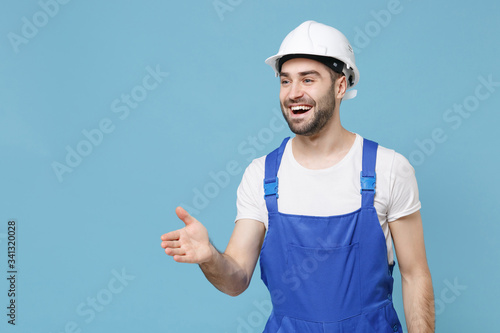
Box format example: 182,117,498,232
284,241,362,322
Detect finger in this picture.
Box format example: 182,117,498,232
161,240,180,249
173,254,196,263
161,230,180,241
165,247,186,256
175,206,197,226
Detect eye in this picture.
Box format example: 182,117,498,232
281,79,290,85
304,78,314,83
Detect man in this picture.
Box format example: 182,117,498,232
161,20,434,332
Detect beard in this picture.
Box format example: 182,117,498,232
280,91,336,136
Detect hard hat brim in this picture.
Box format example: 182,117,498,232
265,52,359,89
264,54,281,76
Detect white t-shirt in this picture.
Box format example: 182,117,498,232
235,133,421,264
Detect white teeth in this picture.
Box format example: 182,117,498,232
290,105,312,111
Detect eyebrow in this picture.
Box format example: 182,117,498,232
279,70,322,78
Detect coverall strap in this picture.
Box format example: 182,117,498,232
361,138,378,208
264,137,290,213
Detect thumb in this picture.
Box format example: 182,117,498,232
175,206,196,226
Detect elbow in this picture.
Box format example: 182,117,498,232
227,289,245,297
223,277,250,297
225,282,249,297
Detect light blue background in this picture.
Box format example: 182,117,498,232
1,0,499,332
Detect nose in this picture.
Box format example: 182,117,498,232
288,82,304,100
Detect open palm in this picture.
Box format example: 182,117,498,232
161,207,213,264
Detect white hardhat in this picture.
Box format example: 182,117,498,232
265,20,359,100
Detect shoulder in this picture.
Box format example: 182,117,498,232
378,143,415,180
243,155,266,179
238,154,267,194
360,137,418,198
362,138,414,179
242,138,292,178
356,135,397,174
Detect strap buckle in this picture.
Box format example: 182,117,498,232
360,172,376,194
264,177,279,198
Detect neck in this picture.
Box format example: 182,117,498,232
291,109,356,169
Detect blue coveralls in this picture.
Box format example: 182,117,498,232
260,137,403,332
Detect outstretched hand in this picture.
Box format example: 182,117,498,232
161,207,214,264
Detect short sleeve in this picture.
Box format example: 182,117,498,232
235,157,268,226
386,152,422,222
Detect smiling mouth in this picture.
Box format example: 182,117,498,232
290,105,313,115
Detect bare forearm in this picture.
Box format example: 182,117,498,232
199,244,250,296
402,272,435,333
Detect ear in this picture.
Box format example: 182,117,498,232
336,75,347,100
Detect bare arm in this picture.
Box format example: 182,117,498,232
389,210,435,333
161,207,265,296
